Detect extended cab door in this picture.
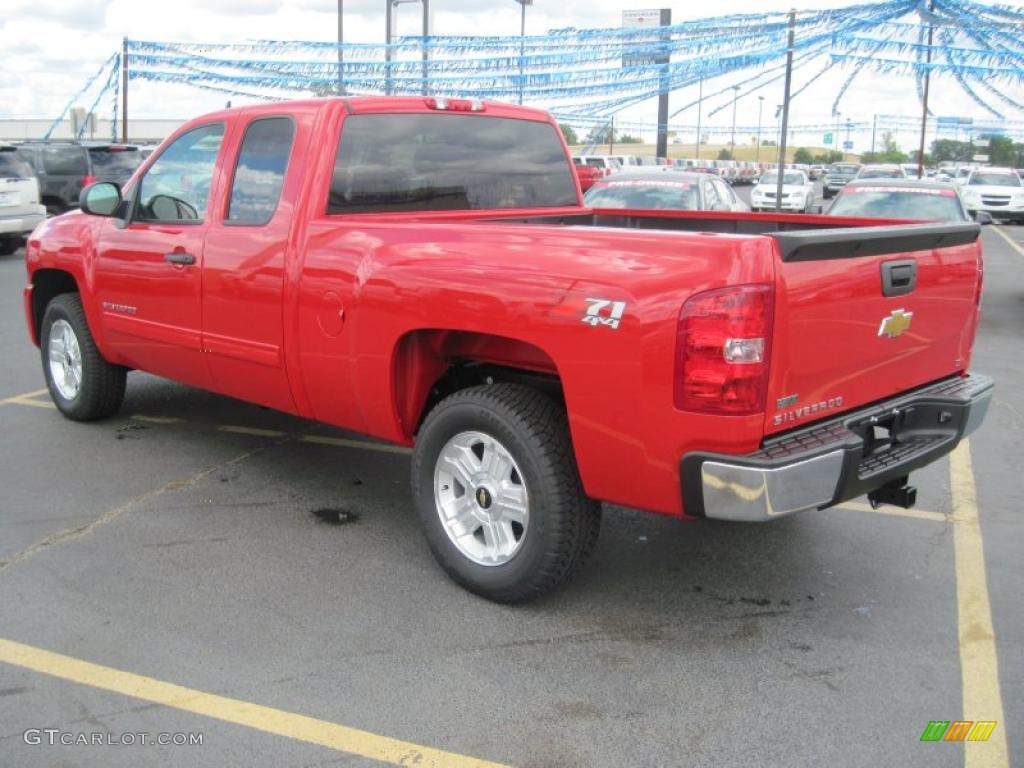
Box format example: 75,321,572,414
201,115,302,413
95,123,226,388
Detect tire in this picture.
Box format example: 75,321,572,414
40,293,126,421
411,383,601,603
0,237,19,255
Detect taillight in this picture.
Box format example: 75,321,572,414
82,175,97,186
675,284,774,415
963,254,984,362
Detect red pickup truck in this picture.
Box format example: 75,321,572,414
24,97,992,602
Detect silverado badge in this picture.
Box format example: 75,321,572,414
878,309,913,339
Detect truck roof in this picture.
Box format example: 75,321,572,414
194,96,556,125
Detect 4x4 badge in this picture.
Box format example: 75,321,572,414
878,309,913,339
582,299,626,330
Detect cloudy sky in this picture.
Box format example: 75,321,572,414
3,0,1023,148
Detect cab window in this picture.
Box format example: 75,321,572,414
226,117,295,225
136,124,224,223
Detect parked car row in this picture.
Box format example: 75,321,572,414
15,142,145,215
0,143,46,255
0,141,148,254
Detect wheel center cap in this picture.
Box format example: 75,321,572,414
475,486,493,510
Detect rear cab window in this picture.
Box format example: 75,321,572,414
0,150,34,179
88,147,143,178
41,146,89,176
328,113,577,214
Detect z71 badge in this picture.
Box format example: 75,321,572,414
582,298,627,330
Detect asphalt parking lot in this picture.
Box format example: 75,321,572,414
1,224,1021,767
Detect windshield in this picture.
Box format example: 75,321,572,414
970,172,1021,187
828,188,967,222
0,151,34,179
583,180,699,210
828,165,858,177
759,172,804,186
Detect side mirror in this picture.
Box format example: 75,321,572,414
79,182,122,217
973,210,993,225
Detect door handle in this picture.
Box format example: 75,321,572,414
164,251,197,266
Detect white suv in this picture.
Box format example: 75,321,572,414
959,167,1024,224
0,143,46,255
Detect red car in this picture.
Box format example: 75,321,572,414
24,96,991,601
572,160,603,191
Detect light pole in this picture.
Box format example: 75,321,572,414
756,95,764,163
337,0,345,95
385,0,428,96
514,0,533,105
729,85,740,155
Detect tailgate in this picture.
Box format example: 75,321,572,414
0,177,40,213
765,223,982,435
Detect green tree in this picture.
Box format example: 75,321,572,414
618,134,641,144
717,148,734,160
812,150,843,164
584,123,614,144
559,123,579,146
861,131,906,164
982,134,1016,166
793,147,814,164
930,139,970,164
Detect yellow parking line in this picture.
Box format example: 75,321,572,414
990,225,1024,257
0,388,50,405
950,441,1009,767
131,415,184,424
836,500,948,523
218,425,287,438
301,434,412,455
5,397,56,410
0,637,509,768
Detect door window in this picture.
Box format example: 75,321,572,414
226,117,295,225
136,124,224,223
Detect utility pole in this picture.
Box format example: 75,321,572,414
337,0,344,95
870,113,877,155
729,85,740,155
515,1,532,104
695,77,703,160
775,9,796,210
608,116,615,155
655,8,671,162
121,38,128,143
422,0,429,95
916,0,936,179
756,96,764,163
385,0,393,95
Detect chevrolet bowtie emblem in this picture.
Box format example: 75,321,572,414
878,309,913,339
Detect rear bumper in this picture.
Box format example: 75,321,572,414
681,373,993,522
0,207,46,236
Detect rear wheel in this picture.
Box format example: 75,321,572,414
40,293,126,421
412,383,601,602
0,237,19,255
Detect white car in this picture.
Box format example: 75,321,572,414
0,143,46,255
750,169,816,212
959,167,1024,224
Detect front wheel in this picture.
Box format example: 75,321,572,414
411,383,601,603
40,293,126,421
